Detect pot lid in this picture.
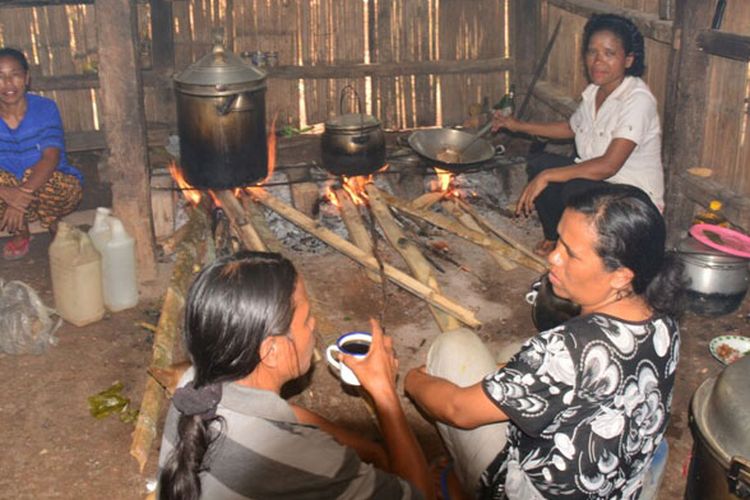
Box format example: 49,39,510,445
174,43,266,92
325,113,381,131
691,354,750,466
677,236,746,264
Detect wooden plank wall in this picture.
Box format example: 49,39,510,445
700,0,750,197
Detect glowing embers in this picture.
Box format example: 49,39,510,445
429,167,474,199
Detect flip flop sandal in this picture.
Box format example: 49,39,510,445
3,235,31,261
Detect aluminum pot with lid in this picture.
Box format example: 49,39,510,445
321,86,385,176
687,355,750,499
173,42,268,189
677,237,749,316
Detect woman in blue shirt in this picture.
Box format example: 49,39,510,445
0,47,82,259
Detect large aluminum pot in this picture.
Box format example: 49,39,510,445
321,86,385,176
174,43,268,189
686,355,750,499
677,237,749,316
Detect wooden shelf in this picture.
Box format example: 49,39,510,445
679,171,750,231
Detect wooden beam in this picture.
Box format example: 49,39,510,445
663,0,715,244
249,188,481,329
265,57,512,80
547,0,674,45
65,124,171,153
697,30,750,62
215,191,267,252
30,69,166,92
95,0,157,283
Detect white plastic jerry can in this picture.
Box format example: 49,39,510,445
88,206,112,253
101,216,139,312
48,222,105,326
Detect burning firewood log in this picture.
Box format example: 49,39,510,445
335,188,382,284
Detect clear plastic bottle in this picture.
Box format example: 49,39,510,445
101,217,139,312
48,222,105,326
693,200,729,227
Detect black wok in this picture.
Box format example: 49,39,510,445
408,128,497,172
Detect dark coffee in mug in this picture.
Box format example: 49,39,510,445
341,341,370,355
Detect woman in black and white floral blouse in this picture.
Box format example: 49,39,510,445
405,184,684,500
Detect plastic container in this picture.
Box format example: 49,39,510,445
693,200,729,227
48,222,105,326
88,207,112,253
101,217,139,312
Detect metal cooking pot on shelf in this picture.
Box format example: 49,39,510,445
686,355,750,499
173,41,268,189
321,86,385,177
676,237,749,316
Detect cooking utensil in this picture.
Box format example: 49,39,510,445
677,237,749,316
321,86,386,176
686,355,750,499
407,128,497,172
173,41,268,189
435,120,495,164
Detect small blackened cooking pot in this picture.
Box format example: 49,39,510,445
321,86,386,176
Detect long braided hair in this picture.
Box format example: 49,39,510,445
158,251,298,500
582,13,646,77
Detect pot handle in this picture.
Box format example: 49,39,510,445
339,84,364,115
216,93,240,116
728,455,750,496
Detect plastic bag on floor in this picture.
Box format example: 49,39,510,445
0,279,61,355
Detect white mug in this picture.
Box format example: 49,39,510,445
325,331,372,386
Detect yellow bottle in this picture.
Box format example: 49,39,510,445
692,200,729,227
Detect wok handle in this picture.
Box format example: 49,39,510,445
728,456,750,496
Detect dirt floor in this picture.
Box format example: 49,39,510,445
0,141,746,499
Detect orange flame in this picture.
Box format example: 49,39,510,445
324,181,340,207
341,174,373,205
168,161,202,205
430,167,460,199
263,113,278,184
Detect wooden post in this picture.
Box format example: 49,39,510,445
96,0,158,283
663,0,714,244
149,0,175,123
512,0,541,88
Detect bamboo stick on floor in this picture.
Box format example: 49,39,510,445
248,188,481,329
456,199,548,270
130,207,209,471
366,185,461,332
441,199,516,271
335,189,382,284
373,187,546,273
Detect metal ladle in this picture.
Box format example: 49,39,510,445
436,119,495,164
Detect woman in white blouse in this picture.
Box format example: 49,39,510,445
493,14,663,257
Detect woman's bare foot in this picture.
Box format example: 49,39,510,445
533,239,556,257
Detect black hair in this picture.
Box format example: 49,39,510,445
566,184,685,317
158,251,298,500
0,47,30,72
582,13,645,77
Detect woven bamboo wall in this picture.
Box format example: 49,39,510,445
699,0,750,196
